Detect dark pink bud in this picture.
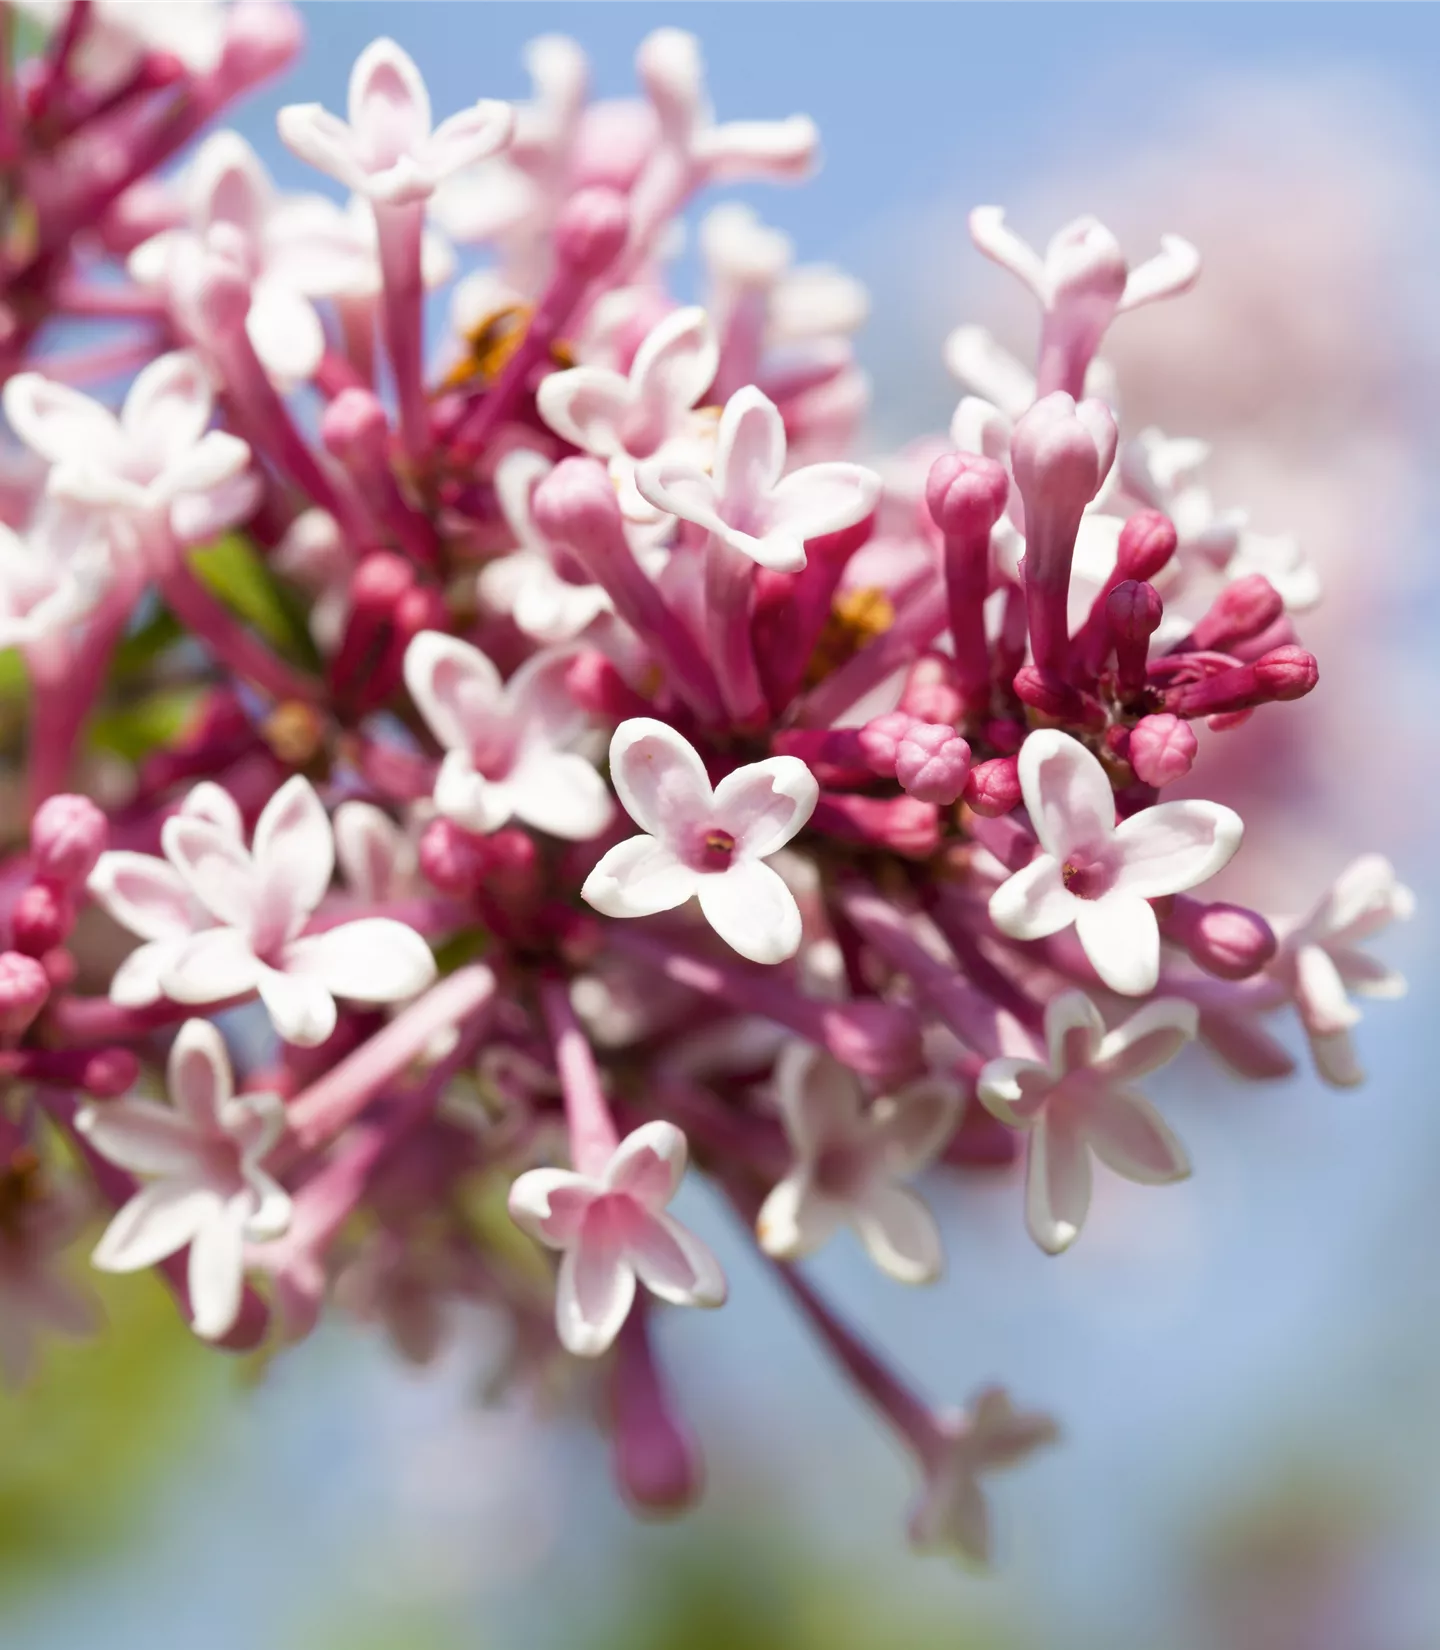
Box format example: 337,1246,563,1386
1168,646,1318,716
531,456,624,556
0,952,49,1037
1188,574,1284,653
818,999,924,1085
612,1313,701,1515
924,451,1010,538
31,795,108,888
80,1048,141,1097
10,883,73,957
1106,579,1163,642
1115,509,1178,583
899,653,964,726
418,819,488,896
811,793,940,859
855,711,917,777
554,187,630,277
321,386,390,467
1127,713,1197,787
963,755,1022,818
1012,666,1103,727
350,551,413,615
1164,895,1277,981
895,724,972,805
564,651,651,720
41,948,78,989
1254,644,1319,700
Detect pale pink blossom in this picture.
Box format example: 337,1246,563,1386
1271,855,1413,1088
909,1387,1059,1564
333,800,420,904
508,1120,726,1357
77,1019,290,1340
157,776,437,1046
989,730,1243,995
977,991,1196,1255
0,502,112,653
403,631,615,840
582,719,818,965
278,37,513,207
635,384,882,574
535,305,719,521
17,0,229,86
757,1042,958,1284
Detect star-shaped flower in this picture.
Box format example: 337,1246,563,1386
155,776,437,1046
989,730,1243,995
1271,855,1414,1087
536,305,719,521
908,1387,1059,1564
403,630,615,841
977,990,1196,1254
278,36,513,207
0,501,112,653
77,1020,291,1341
635,384,881,574
508,1121,726,1357
582,719,818,966
756,1042,958,1284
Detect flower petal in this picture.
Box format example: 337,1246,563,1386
2,373,120,468
251,775,335,943
1024,1114,1091,1255
871,1080,962,1175
187,1201,246,1340
92,1181,219,1273
508,749,615,841
555,1233,635,1357
696,859,803,965
604,1121,687,1208
1109,800,1243,900
109,940,182,1008
535,365,633,457
1017,730,1116,862
854,1182,944,1284
508,1168,598,1248
630,306,718,421
348,37,433,164
75,1099,204,1178
255,964,337,1048
403,630,503,753
628,1212,727,1308
1074,893,1160,996
711,757,818,860
160,816,256,929
580,835,698,919
766,461,883,546
771,1041,863,1158
282,919,436,1005
87,851,196,942
607,717,713,844
1043,990,1105,1075
1095,997,1198,1081
975,1056,1052,1129
246,281,326,382
333,801,413,903
166,1018,233,1134
277,104,369,194
714,385,786,507
162,927,260,1004
1079,1088,1191,1185
121,350,213,463
433,751,514,834
988,855,1078,941
423,100,514,181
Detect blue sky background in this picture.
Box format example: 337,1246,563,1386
9,5,1440,1647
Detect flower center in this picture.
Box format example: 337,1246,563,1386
1060,851,1112,900
699,828,736,871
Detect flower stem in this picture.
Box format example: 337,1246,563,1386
540,974,618,1178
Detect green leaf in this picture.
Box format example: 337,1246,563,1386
189,534,320,671
89,686,203,763
110,603,186,680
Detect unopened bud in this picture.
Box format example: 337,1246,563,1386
1126,713,1197,787
855,711,917,777
924,451,1010,540
0,952,49,1037
554,187,630,277
1012,666,1102,727
1189,574,1284,653
1116,509,1178,583
80,1048,141,1098
1254,644,1319,700
10,883,73,957
1106,579,1163,643
895,723,972,805
31,795,108,888
418,819,488,896
530,457,624,558
563,651,651,720
1165,895,1277,981
321,387,391,467
963,755,1022,818
899,653,964,726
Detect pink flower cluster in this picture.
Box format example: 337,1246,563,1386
0,10,1412,1564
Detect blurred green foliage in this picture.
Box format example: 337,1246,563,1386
0,1262,227,1590
189,535,319,670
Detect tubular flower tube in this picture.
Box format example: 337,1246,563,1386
0,16,1410,1569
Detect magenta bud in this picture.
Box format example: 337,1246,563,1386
612,1313,702,1516
10,883,73,957
1106,579,1163,642
418,819,488,896
1116,509,1178,582
81,1049,141,1098
1127,713,1197,787
924,451,1010,539
811,792,940,860
321,387,390,466
349,551,413,616
1011,666,1101,726
0,952,50,1036
856,711,917,777
554,187,631,277
895,723,972,805
899,653,965,726
963,755,1022,818
1189,574,1284,653
819,1000,924,1086
1254,645,1319,700
563,650,650,720
31,795,108,888
531,456,624,555
1166,895,1278,981
42,948,78,990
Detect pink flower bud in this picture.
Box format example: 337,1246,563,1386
924,451,1010,539
812,792,940,860
1188,574,1284,653
349,551,413,617
563,651,651,720
1106,579,1163,643
418,819,488,896
1012,667,1103,727
856,711,917,777
1116,510,1179,583
41,948,77,990
30,795,108,888
895,723,972,805
612,1314,702,1515
1127,714,1197,787
321,386,391,466
1253,645,1319,700
963,755,1022,818
1168,646,1318,717
0,952,49,1037
820,1000,924,1086
10,883,73,957
899,653,964,726
1164,895,1277,981
554,187,630,278
80,1049,141,1098
531,456,624,557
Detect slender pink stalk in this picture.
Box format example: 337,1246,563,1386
161,558,322,704
371,201,430,464
704,534,766,726
540,973,618,1177
795,575,947,728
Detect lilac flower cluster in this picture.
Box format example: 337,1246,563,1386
0,9,1413,1563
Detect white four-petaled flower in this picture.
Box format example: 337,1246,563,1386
989,730,1243,996
1272,854,1413,1088
757,1043,957,1283
582,719,818,966
977,990,1195,1255
636,384,881,574
508,1120,726,1357
404,630,615,840
278,36,513,207
78,1020,290,1341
